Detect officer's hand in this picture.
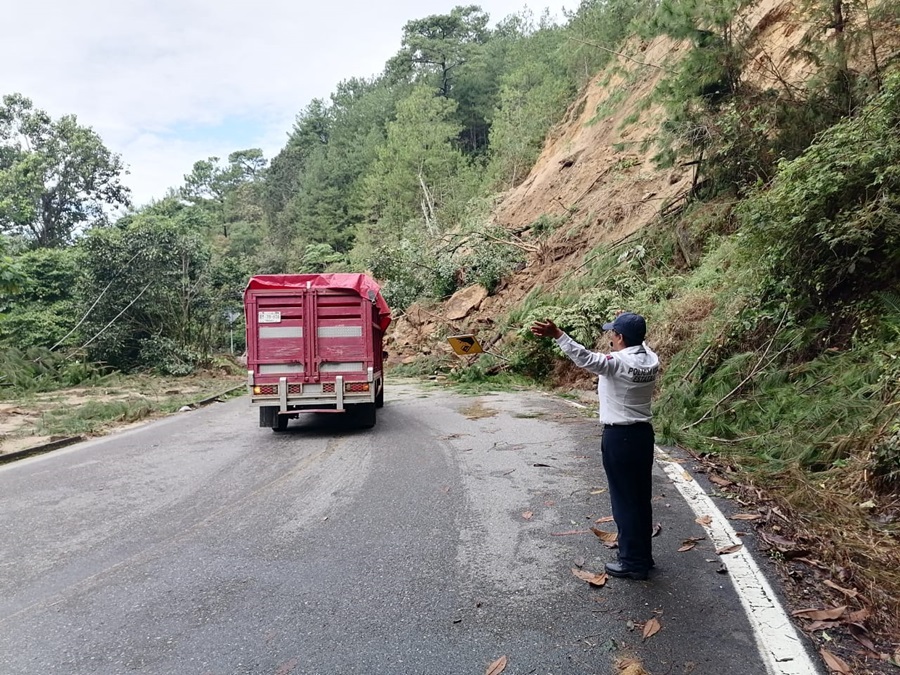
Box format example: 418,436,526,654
530,319,562,339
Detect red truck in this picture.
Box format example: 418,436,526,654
243,273,391,430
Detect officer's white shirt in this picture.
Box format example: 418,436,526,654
555,333,660,425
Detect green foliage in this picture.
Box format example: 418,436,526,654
485,18,573,188
792,0,900,116
300,243,347,272
14,246,80,303
871,422,900,491
656,324,899,474
138,336,204,376
0,246,82,349
0,346,104,393
738,70,900,309
389,5,490,98
446,362,533,393
0,235,25,301
563,0,657,83
364,85,466,233
0,302,77,350
0,93,130,247
77,213,214,371
461,237,524,293
646,0,746,96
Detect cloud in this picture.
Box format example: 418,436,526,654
2,0,571,205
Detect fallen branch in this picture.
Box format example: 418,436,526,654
682,344,713,382
479,231,540,253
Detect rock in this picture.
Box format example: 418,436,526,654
445,285,488,321
178,406,193,413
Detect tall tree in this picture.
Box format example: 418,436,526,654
389,5,490,97
180,149,267,236
0,94,130,248
78,213,212,371
363,86,465,236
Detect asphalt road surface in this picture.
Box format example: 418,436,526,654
0,382,814,674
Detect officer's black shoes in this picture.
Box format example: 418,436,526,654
605,561,650,580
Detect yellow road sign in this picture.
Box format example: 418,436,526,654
447,334,484,356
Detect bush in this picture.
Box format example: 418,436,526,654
138,337,205,376
738,71,900,310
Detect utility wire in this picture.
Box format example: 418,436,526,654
49,250,143,352
79,281,152,350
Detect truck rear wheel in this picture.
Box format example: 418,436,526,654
272,413,289,432
353,403,376,429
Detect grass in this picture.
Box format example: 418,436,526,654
3,372,244,442
37,398,158,436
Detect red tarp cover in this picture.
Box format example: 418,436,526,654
245,273,392,330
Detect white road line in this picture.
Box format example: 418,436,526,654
655,446,820,675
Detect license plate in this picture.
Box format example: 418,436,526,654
258,311,282,323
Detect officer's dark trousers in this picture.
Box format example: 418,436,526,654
601,422,655,571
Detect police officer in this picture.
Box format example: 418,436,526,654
531,312,660,580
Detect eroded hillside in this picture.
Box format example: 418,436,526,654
388,0,812,361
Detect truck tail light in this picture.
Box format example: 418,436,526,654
345,382,370,393
254,385,277,395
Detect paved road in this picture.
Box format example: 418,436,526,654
0,383,808,674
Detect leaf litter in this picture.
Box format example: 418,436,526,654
485,655,507,675
591,527,619,548
642,617,662,640
572,568,608,587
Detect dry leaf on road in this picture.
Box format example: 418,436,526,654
677,536,705,552
651,523,662,537
591,527,619,548
730,513,762,521
485,655,508,675
695,515,712,526
572,568,608,587
716,544,743,555
616,657,650,675
595,515,614,523
819,648,851,674
551,529,590,536
709,474,734,487
522,511,533,520
642,617,661,640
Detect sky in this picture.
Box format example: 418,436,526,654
2,0,573,207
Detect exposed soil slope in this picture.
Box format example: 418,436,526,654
388,0,808,359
